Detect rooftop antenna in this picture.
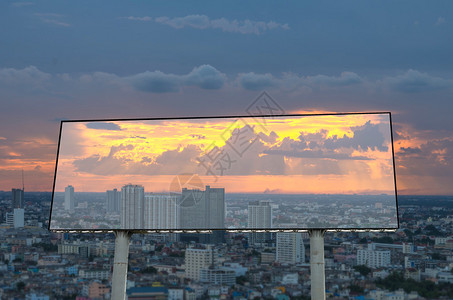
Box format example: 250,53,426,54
22,169,25,192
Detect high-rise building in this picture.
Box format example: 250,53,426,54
248,200,272,245
185,246,215,281
106,188,121,213
64,185,74,211
276,232,305,264
121,184,145,229
144,193,180,229
179,186,224,229
12,188,24,209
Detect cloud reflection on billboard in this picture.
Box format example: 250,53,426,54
49,113,398,231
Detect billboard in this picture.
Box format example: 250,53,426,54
49,113,398,232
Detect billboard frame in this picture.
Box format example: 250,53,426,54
48,111,399,233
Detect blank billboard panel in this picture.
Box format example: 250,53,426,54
49,113,398,231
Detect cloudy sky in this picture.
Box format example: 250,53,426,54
1,0,452,194
53,114,394,194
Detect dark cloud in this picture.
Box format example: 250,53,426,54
397,138,453,177
263,188,283,194
128,71,181,93
127,65,225,93
324,121,388,152
197,125,286,176
257,131,279,144
185,65,226,90
383,70,452,93
196,123,379,177
260,124,383,162
263,149,371,160
0,66,51,90
398,147,422,155
73,144,202,176
309,71,362,86
237,71,363,91
239,73,276,91
86,122,122,131
108,144,134,157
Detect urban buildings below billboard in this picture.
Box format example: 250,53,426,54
200,268,236,286
276,232,305,264
185,246,216,281
356,248,391,268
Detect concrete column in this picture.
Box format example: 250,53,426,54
111,231,132,300
309,229,326,300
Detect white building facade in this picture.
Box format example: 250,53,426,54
276,232,305,264
357,249,391,268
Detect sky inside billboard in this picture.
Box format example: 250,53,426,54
49,113,398,232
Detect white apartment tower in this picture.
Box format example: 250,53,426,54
276,232,305,264
121,184,145,229
144,193,180,229
64,185,74,211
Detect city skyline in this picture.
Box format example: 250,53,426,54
49,182,398,230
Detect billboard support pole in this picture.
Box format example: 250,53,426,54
111,231,132,300
309,229,326,300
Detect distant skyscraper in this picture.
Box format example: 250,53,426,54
179,185,225,229
12,188,24,209
276,232,305,264
106,188,121,213
64,185,74,211
121,184,145,229
248,200,272,245
144,193,180,229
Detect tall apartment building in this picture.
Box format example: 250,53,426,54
121,184,145,229
185,246,216,281
64,185,74,211
179,186,224,229
144,193,180,229
357,249,391,268
276,232,305,264
12,188,24,209
106,188,121,213
248,200,272,245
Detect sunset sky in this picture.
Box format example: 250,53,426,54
1,1,453,195
53,114,394,194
